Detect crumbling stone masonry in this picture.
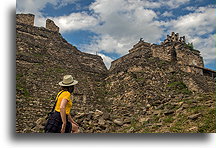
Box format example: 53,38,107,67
162,32,185,44
16,13,35,26
16,13,59,33
16,13,107,132
111,32,215,78
110,40,152,71
46,19,59,32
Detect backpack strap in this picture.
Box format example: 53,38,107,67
51,90,64,113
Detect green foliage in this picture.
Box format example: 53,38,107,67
167,81,187,89
157,60,168,68
184,42,199,52
164,116,174,123
17,84,30,97
44,67,66,75
198,108,216,133
167,81,192,95
16,73,30,97
16,73,23,81
54,67,65,73
169,115,187,133
186,42,194,50
33,53,43,57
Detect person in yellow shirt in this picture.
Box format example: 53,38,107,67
45,75,79,133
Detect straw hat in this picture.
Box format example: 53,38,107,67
59,75,78,86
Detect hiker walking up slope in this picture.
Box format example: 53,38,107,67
45,75,79,133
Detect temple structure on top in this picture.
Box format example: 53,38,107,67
110,32,216,78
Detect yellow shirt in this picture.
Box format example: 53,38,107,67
55,91,72,115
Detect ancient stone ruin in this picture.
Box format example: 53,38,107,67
16,13,214,78
161,32,186,44
111,32,215,78
16,14,59,32
46,19,59,32
16,13,215,133
16,13,35,26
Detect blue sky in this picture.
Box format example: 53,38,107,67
16,0,216,70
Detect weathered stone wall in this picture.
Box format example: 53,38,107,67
111,36,204,76
16,13,35,26
176,48,204,67
161,32,185,45
151,44,175,62
180,65,203,75
16,15,108,132
152,43,203,69
129,41,151,53
110,44,152,71
46,19,59,32
171,44,204,74
16,16,215,133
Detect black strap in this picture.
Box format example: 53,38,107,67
46,90,65,119
51,90,65,113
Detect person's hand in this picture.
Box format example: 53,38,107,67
74,122,79,128
61,123,66,133
71,121,79,128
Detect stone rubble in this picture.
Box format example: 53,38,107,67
16,14,216,133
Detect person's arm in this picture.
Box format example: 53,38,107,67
60,99,68,133
68,114,79,127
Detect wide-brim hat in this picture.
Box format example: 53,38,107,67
59,75,78,86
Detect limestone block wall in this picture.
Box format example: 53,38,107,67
151,45,174,62
129,42,151,53
176,49,204,67
110,46,152,71
180,65,203,75
110,56,125,71
16,14,35,26
111,33,205,76
46,19,59,32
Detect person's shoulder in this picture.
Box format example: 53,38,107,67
62,91,71,96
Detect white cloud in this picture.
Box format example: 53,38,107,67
183,13,213,34
159,0,190,9
166,7,215,38
16,0,58,27
51,12,99,32
161,11,173,17
54,0,78,8
76,0,194,67
16,0,55,16
16,0,216,69
16,0,77,16
98,53,114,69
165,6,216,65
184,6,196,11
34,16,47,27
192,34,216,65
80,0,163,57
80,34,135,56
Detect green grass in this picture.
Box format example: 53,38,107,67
184,43,200,52
16,73,23,81
33,53,43,57
44,67,66,76
16,73,30,97
167,81,192,95
198,108,216,133
169,115,187,133
169,93,216,133
167,81,187,89
164,116,175,123
16,84,30,97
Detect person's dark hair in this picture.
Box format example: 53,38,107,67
61,85,74,93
